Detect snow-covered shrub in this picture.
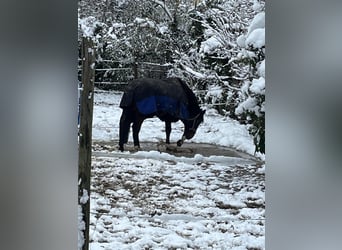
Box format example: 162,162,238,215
235,10,265,154
167,1,266,154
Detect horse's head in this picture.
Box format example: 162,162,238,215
184,109,205,139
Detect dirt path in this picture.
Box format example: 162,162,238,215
93,140,262,164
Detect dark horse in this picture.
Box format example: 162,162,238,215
118,78,205,151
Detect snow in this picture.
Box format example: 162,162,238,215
205,86,223,103
237,11,265,49
200,36,222,54
79,16,101,37
88,90,265,249
158,25,169,34
180,64,206,79
134,17,155,29
258,59,265,78
245,11,265,49
247,12,265,36
89,156,265,250
80,189,89,204
245,28,265,48
252,0,263,12
250,77,265,95
235,96,259,115
127,150,255,166
134,17,145,24
79,188,90,249
236,35,246,47
111,22,125,29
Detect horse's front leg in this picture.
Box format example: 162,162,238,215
132,117,143,150
177,120,186,147
177,134,186,147
165,121,171,144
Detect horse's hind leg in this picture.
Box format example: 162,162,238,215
132,117,144,150
165,121,171,144
119,109,132,151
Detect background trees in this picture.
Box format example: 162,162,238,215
78,0,265,154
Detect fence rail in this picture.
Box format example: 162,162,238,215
78,59,171,90
94,81,128,85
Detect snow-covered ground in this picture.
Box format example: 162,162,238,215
87,89,265,249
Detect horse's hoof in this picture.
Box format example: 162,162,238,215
176,140,183,147
118,145,124,152
133,145,141,151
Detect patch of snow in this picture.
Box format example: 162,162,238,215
247,12,265,36
80,189,89,204
158,25,169,34
112,22,126,29
182,65,206,79
235,96,259,116
134,17,155,29
162,233,192,249
206,86,223,103
239,11,265,49
237,35,246,47
131,150,254,166
245,28,265,48
249,77,265,95
79,16,101,37
258,59,265,78
253,0,263,12
200,36,222,54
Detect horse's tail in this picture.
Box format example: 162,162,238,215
119,108,132,151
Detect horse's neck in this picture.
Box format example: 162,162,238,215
178,80,200,117
188,106,200,118
186,95,201,117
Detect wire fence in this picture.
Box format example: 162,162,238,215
79,59,171,90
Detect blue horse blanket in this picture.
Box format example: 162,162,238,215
136,95,189,119
120,78,190,119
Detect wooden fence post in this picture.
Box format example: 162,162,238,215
78,37,95,250
132,60,138,79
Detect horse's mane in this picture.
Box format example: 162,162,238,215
174,78,201,116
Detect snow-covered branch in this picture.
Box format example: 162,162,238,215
151,0,173,22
